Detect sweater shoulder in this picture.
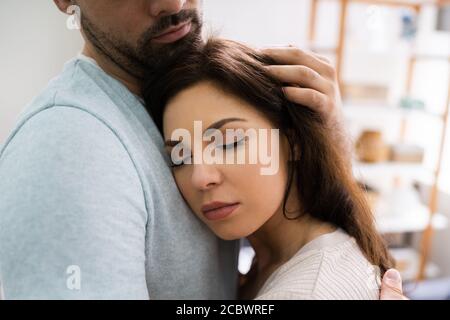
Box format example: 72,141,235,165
256,239,380,300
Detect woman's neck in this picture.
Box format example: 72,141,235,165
247,210,336,273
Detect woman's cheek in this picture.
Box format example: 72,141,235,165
173,170,197,210
232,163,281,211
251,163,287,216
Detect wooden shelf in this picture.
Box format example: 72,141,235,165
376,208,448,233
343,102,446,121
369,186,449,233
390,247,440,281
412,53,450,62
322,0,449,8
310,0,450,280
353,161,432,181
351,0,445,7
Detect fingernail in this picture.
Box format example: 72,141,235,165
384,269,401,282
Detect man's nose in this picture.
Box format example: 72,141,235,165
191,163,223,191
148,0,186,18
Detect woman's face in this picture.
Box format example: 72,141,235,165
163,81,290,240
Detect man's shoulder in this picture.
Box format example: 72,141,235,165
0,58,140,174
19,57,135,126
2,58,147,159
1,105,122,163
0,106,133,176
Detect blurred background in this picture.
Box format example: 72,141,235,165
1,0,450,299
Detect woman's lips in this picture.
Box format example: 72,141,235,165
152,21,192,44
201,202,240,221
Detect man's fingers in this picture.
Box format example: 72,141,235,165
380,269,409,300
282,87,329,113
266,65,334,95
261,46,336,79
312,53,332,65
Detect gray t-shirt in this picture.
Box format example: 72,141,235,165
0,56,238,299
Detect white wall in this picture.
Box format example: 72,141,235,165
0,0,83,144
203,0,313,47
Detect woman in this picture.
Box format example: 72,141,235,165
143,38,394,300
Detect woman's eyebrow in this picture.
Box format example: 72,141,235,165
164,140,181,147
206,118,247,131
164,118,248,146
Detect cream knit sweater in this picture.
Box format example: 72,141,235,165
255,229,381,300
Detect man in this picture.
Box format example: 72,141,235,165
0,0,406,299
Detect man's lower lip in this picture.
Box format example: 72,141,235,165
203,203,240,221
152,22,192,44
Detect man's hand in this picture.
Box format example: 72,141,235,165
380,269,409,300
261,46,342,126
261,46,351,158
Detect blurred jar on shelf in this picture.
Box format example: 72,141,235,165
355,130,389,163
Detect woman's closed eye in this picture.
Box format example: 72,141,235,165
170,154,192,168
217,136,247,150
170,137,248,168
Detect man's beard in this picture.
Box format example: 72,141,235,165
80,9,203,79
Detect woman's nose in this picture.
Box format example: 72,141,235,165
148,0,186,17
191,164,223,191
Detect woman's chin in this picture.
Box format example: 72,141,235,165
210,227,254,241
214,232,242,241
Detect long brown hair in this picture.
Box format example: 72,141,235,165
143,38,394,274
